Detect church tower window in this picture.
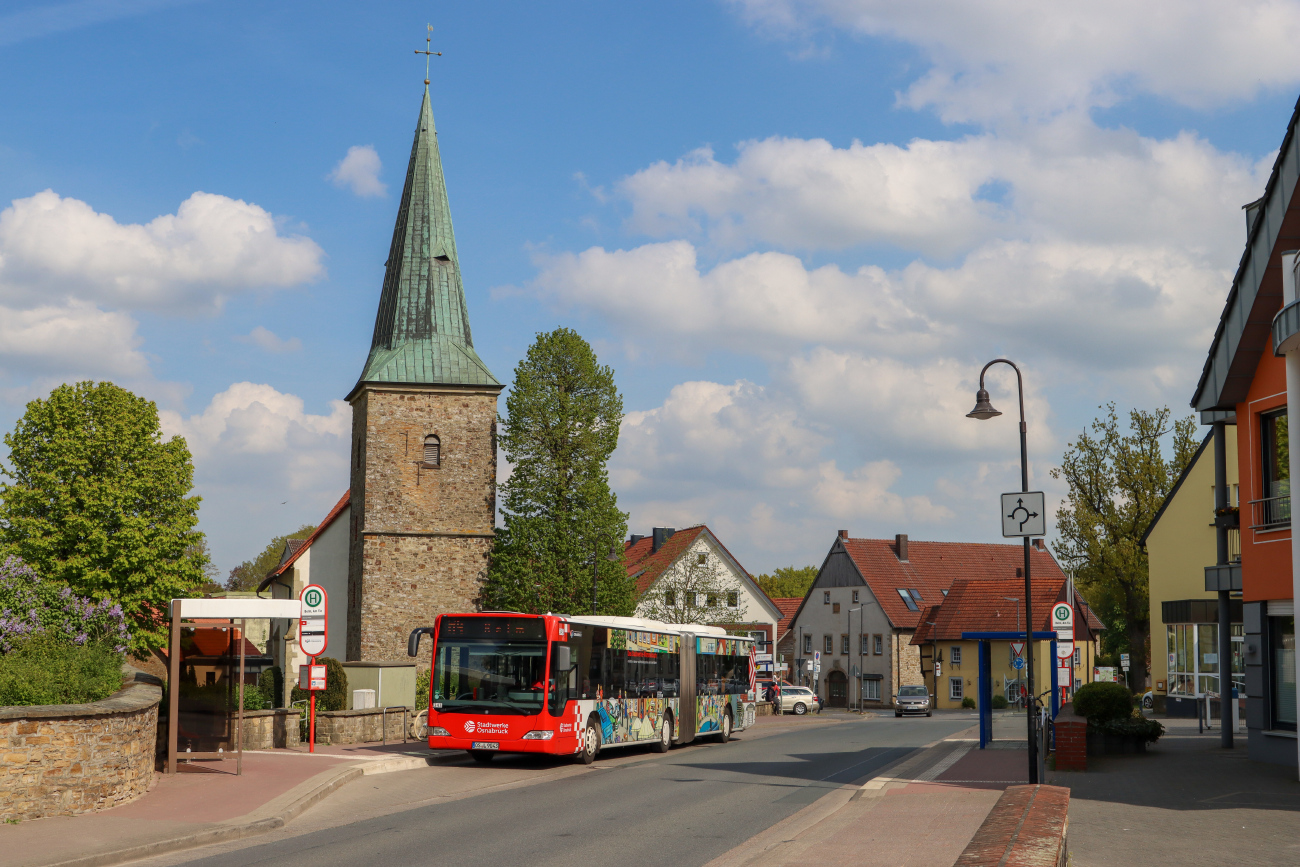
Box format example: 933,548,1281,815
423,435,441,468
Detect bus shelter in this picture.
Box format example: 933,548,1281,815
962,630,1060,748
166,597,301,774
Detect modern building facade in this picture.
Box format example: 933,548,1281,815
1141,430,1245,717
1191,96,1300,770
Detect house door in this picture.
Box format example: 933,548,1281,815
828,670,847,707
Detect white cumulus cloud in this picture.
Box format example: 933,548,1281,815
328,145,387,198
0,302,148,380
0,190,326,313
236,326,302,353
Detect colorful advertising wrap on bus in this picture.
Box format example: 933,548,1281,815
413,613,757,763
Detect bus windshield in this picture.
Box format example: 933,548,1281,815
432,617,548,715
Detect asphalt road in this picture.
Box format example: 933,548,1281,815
160,714,974,867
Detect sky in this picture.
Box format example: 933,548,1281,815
2,0,1300,580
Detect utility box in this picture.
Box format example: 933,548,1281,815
340,661,416,710
352,689,376,709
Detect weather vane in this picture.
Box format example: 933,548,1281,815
414,23,441,85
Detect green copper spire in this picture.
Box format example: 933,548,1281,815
352,87,500,395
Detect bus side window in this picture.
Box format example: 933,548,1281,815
610,647,626,697
587,627,607,699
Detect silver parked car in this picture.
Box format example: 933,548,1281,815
772,686,822,715
895,685,932,717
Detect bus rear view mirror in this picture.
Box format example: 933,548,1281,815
555,645,571,671
408,627,434,658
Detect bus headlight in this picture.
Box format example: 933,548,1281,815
521,730,555,740
428,726,450,737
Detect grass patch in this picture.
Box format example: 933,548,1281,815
0,637,124,706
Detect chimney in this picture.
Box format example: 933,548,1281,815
895,534,909,561
651,527,676,553
838,530,848,540
629,534,645,547
1032,539,1045,551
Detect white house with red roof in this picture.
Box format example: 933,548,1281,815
784,531,1070,709
625,526,784,662
256,491,351,702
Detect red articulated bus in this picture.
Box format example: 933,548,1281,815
408,613,757,764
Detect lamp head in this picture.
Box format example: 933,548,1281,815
966,388,1002,420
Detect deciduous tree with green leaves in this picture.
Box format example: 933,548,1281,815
637,553,749,626
483,328,634,616
225,524,316,591
754,566,818,600
0,381,208,655
1050,403,1198,692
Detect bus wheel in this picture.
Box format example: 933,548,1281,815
469,750,494,764
577,717,601,765
718,709,733,743
652,713,673,753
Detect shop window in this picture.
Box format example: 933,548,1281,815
1271,616,1296,731
949,677,963,700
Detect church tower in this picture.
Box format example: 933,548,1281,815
345,84,502,662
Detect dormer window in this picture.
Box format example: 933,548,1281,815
423,435,441,468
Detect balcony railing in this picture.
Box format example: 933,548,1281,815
1248,495,1291,531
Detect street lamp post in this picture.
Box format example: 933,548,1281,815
967,357,1039,784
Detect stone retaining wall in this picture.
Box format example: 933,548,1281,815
1,666,161,821
239,708,301,750
315,706,412,745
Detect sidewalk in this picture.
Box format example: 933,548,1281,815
1055,717,1300,867
709,726,1032,867
2,739,443,867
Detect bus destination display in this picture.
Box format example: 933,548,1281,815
441,616,546,640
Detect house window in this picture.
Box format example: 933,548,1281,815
824,635,833,654
706,593,718,607
873,635,883,655
423,434,440,467
909,588,923,601
950,646,962,666
897,588,919,611
1262,409,1290,528
664,590,676,607
833,602,841,614
864,679,880,701
824,591,831,605
1073,647,1080,667
852,590,859,603
841,634,849,655
804,634,812,654
697,553,707,565
949,677,964,700
860,634,870,654
726,591,739,608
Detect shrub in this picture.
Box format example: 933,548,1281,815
1095,716,1164,744
0,636,124,705
258,666,282,709
961,696,976,709
0,556,130,652
991,694,1009,709
1073,681,1133,724
416,667,430,709
291,656,348,711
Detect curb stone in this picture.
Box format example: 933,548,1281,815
20,754,437,867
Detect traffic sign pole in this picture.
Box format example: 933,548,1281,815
309,660,316,753
299,585,328,754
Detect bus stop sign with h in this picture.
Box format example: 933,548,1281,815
299,584,328,752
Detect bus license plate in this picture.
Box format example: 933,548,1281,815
471,741,499,750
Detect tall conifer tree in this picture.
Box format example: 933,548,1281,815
484,329,633,615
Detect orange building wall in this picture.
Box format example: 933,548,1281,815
1236,348,1293,602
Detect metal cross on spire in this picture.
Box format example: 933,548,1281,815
414,23,441,85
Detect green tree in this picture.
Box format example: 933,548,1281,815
483,328,634,615
0,381,208,655
225,524,316,591
754,566,818,599
1050,403,1198,693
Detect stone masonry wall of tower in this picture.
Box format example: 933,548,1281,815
347,388,498,662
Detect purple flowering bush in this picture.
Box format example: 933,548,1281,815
0,555,130,653
0,556,129,705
